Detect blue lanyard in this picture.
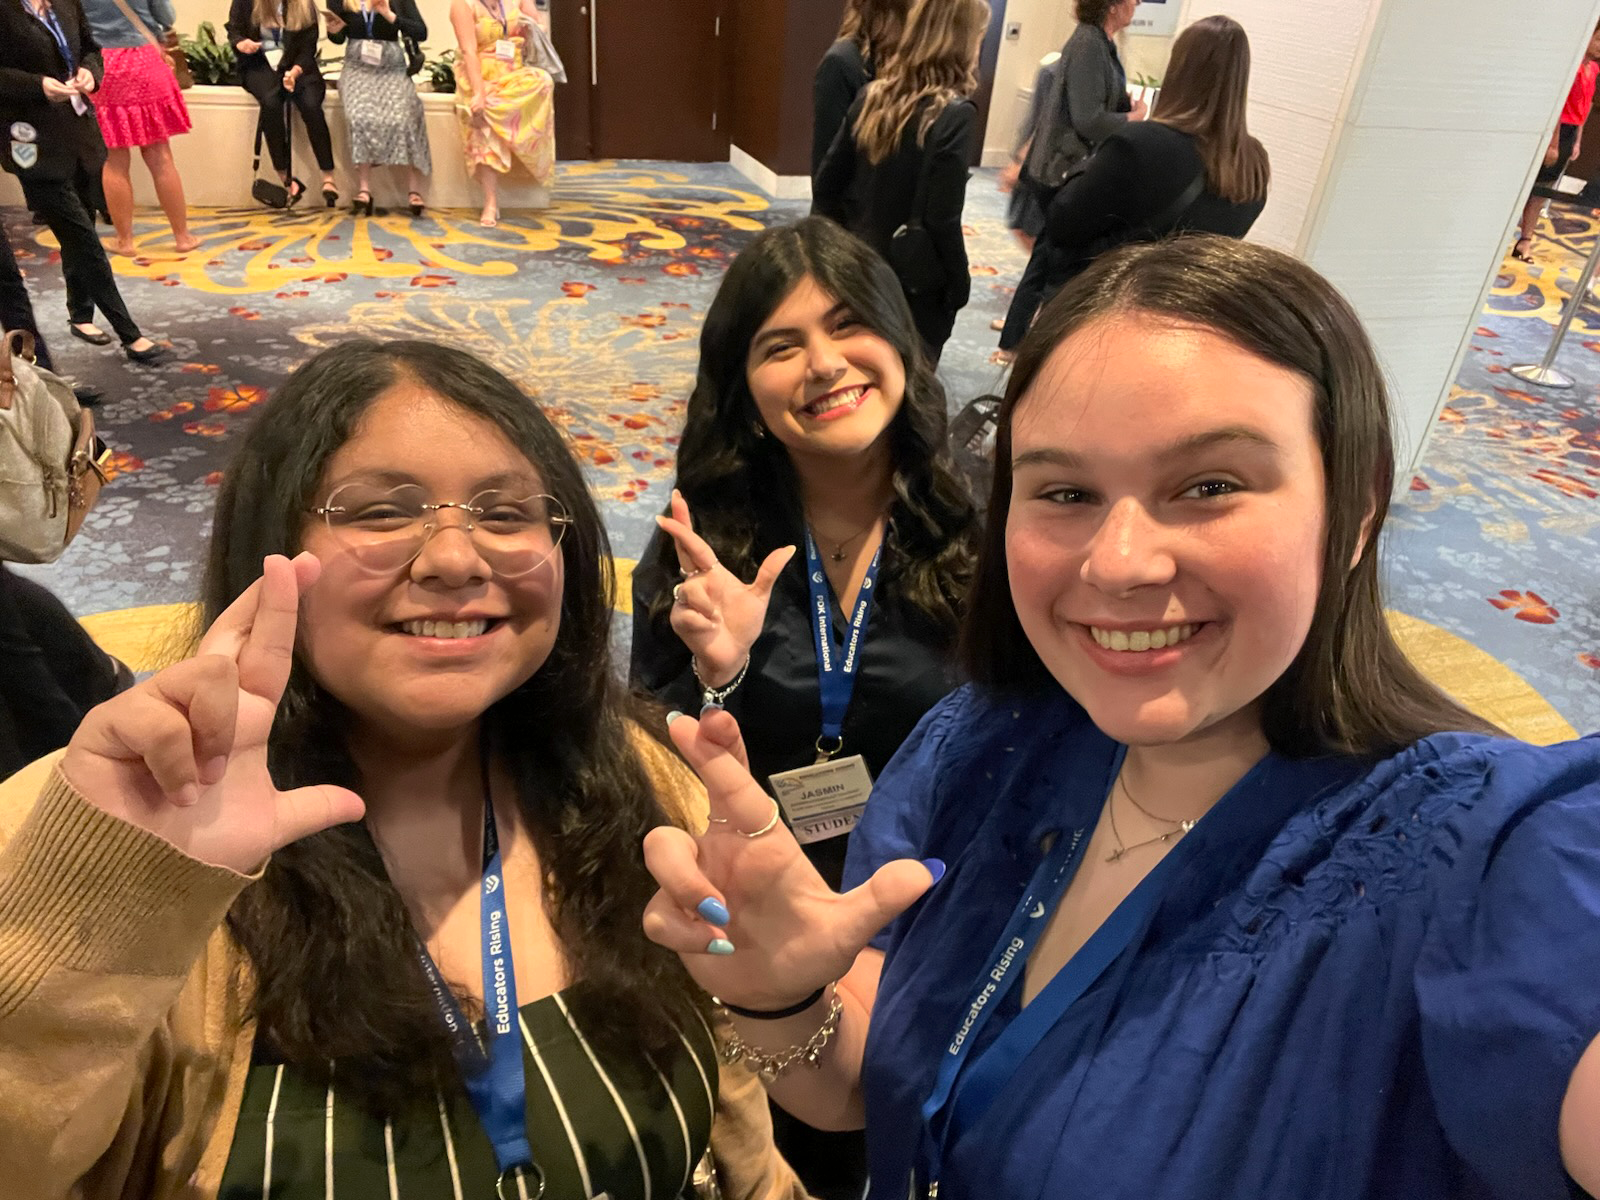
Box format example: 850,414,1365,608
29,4,75,78
916,760,1194,1197
357,0,375,37
803,529,881,758
410,766,535,1185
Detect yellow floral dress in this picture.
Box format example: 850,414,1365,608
455,11,555,181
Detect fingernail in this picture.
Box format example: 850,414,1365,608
697,896,730,925
202,756,229,785
176,783,200,808
921,858,947,885
707,938,736,956
700,701,724,716
666,710,685,725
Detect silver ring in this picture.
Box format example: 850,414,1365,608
708,797,782,839
672,583,685,604
680,564,712,579
496,1163,546,1200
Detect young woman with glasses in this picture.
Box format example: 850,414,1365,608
0,340,804,1200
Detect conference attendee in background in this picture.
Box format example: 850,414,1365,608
450,0,555,228
813,0,990,362
228,0,339,207
632,217,979,1200
1001,0,1145,355
0,225,105,403
325,0,432,217
0,340,806,1200
0,563,131,781
995,15,1270,360
82,0,199,255
0,0,165,362
811,0,911,179
1512,19,1600,263
997,51,1060,256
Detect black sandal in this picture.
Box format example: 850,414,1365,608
408,191,424,217
352,190,374,216
286,177,306,207
1511,236,1536,263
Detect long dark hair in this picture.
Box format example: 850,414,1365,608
643,216,978,634
212,341,705,1117
961,236,1501,758
1153,16,1270,205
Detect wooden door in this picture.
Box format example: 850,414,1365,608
548,0,728,162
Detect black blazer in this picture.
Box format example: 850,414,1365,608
813,94,978,311
325,0,426,45
0,0,107,182
226,0,321,76
811,38,869,179
1042,121,1268,286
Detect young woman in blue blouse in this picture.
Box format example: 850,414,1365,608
639,235,1600,1199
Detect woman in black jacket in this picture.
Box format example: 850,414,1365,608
810,0,909,179
228,0,338,205
0,0,162,361
996,15,1270,359
813,0,990,363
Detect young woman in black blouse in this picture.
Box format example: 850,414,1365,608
630,216,979,1198
227,0,338,205
812,0,990,362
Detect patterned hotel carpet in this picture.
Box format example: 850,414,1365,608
3,162,1596,734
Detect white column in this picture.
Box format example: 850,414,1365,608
1186,0,1600,473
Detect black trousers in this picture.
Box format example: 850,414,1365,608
19,163,142,345
0,222,53,371
242,62,336,174
999,236,1060,351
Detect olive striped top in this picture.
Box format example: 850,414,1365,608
218,986,719,1200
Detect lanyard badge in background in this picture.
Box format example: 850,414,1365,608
767,532,880,844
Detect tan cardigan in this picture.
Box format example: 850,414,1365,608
0,740,807,1200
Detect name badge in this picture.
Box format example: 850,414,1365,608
359,38,384,64
70,93,87,115
494,38,517,61
264,44,285,69
769,754,873,845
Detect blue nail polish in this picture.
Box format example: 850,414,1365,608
700,701,724,716
921,858,947,885
697,896,731,925
666,710,685,725
707,938,736,956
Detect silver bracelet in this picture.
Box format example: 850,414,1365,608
717,986,843,1082
694,656,749,707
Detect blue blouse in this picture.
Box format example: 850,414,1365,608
842,686,1600,1200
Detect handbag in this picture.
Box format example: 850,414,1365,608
888,125,946,298
0,330,111,564
250,110,293,208
523,21,566,82
402,33,425,76
106,0,193,88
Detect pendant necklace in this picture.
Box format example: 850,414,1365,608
808,509,886,563
1104,773,1195,863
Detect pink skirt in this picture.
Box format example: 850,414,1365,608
95,44,192,148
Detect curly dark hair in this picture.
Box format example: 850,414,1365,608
640,216,979,638
208,340,705,1118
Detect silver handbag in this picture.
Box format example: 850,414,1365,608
0,330,110,564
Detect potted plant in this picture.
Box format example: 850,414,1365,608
180,21,239,87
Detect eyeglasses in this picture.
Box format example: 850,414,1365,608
311,483,573,578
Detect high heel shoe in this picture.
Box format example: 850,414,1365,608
323,184,340,208
408,191,424,217
286,177,306,207
352,190,373,217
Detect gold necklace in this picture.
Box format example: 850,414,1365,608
808,510,885,563
1105,775,1195,864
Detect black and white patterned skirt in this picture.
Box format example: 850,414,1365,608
339,40,432,171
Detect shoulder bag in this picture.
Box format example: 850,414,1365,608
888,117,947,298
0,331,111,564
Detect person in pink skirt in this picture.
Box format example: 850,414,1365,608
82,0,198,254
